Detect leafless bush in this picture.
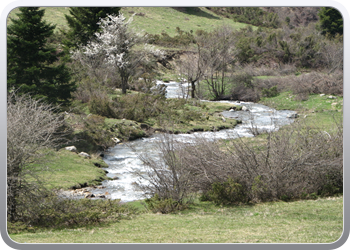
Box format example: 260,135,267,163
136,117,342,204
255,71,343,98
7,92,69,221
134,134,195,203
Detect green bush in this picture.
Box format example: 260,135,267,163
145,194,188,214
262,86,279,97
7,190,138,233
205,178,248,205
88,93,117,118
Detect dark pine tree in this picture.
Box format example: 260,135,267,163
63,7,121,49
7,7,75,105
318,7,343,37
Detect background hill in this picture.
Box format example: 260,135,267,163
7,7,320,35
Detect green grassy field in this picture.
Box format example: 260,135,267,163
9,196,343,243
30,149,109,190
7,7,70,32
7,7,254,35
121,7,254,36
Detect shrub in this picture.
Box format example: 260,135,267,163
7,190,138,232
205,178,248,205
88,91,117,118
137,118,343,204
145,194,187,214
262,86,279,97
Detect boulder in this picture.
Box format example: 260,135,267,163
79,152,91,158
65,146,77,152
328,95,337,99
320,94,325,97
242,106,249,111
111,137,121,144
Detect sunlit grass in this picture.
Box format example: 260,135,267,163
9,196,343,243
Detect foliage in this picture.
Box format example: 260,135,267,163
318,7,343,37
88,91,117,118
71,13,164,94
81,114,116,150
204,178,248,205
7,194,138,233
262,86,279,98
147,27,196,47
7,7,74,105
145,194,188,214
63,7,121,49
208,7,280,28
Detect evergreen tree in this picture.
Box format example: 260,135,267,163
7,7,74,105
63,7,121,49
318,7,343,37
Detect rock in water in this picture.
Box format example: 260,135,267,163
242,106,249,111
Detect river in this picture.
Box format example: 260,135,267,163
85,81,297,201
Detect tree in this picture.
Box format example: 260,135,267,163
63,7,121,49
7,7,74,105
318,7,343,37
7,92,68,222
71,13,164,94
200,26,236,100
177,44,207,99
178,26,236,99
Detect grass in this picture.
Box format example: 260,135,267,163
7,7,70,32
31,149,109,190
7,7,255,36
9,195,343,243
260,91,343,113
121,7,256,37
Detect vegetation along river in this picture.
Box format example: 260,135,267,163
88,81,298,202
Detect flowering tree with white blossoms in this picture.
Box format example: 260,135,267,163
71,13,164,94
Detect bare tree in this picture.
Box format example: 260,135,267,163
201,26,236,100
177,26,236,100
177,47,206,99
7,92,68,221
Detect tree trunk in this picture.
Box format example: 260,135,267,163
191,81,196,99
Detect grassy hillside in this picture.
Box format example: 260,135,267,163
7,7,70,32
121,7,255,36
7,7,254,35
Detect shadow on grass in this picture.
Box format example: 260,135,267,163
171,7,220,20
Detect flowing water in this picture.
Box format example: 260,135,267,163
85,81,297,201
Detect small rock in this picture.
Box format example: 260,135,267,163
320,94,325,97
111,137,121,144
79,152,91,158
85,193,95,198
221,117,226,122
65,146,77,152
328,95,337,99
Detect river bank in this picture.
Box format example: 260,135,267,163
58,81,343,202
